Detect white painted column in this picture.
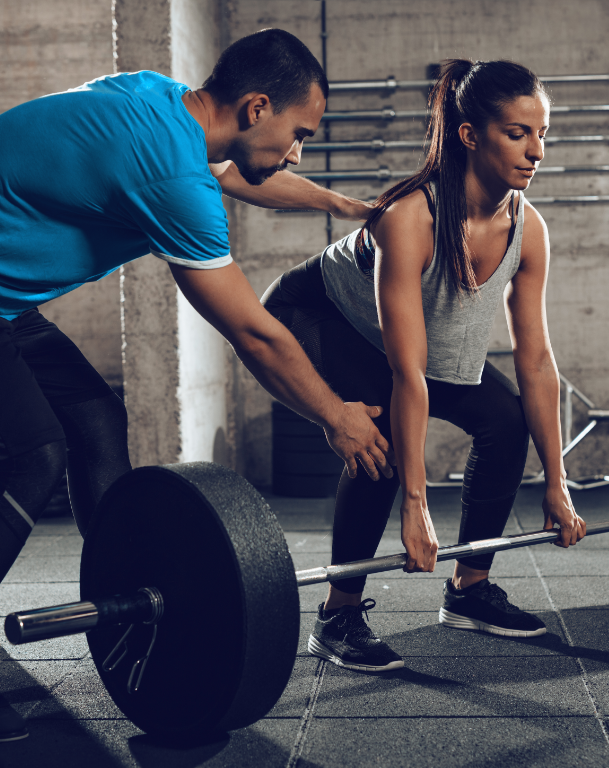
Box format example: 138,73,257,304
116,0,229,468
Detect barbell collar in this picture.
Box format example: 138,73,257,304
295,522,609,586
5,586,163,645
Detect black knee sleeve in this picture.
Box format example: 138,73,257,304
0,439,66,582
55,393,131,536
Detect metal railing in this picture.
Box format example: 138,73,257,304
320,104,609,122
328,74,609,92
303,135,609,153
295,165,609,183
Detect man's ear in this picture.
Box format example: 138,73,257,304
243,94,272,128
458,122,478,151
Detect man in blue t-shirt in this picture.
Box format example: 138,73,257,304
0,28,394,741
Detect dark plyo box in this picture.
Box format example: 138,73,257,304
272,401,343,497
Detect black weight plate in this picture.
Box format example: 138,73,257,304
80,462,300,741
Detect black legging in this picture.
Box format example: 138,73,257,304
262,254,530,594
0,309,131,582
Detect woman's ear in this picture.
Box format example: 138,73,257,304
458,122,478,151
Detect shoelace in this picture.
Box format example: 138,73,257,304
486,583,519,612
337,598,377,639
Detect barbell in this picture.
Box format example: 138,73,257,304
4,462,608,743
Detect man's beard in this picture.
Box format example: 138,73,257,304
230,142,288,186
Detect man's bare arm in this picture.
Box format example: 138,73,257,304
210,161,372,221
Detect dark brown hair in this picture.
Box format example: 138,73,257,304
363,58,548,292
202,29,329,114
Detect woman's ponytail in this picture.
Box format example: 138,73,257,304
362,58,546,294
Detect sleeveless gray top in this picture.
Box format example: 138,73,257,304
321,181,525,385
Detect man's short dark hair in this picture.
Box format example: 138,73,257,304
202,28,329,113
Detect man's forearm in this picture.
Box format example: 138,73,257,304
231,325,344,429
211,161,370,218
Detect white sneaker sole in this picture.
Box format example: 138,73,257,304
308,635,404,672
439,607,546,637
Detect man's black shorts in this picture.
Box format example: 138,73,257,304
0,309,113,458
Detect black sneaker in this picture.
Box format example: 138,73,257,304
439,578,546,638
0,698,28,742
308,598,404,672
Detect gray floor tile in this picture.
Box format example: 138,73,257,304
532,548,609,576
303,716,609,768
34,536,84,557
18,536,64,557
299,577,552,613
1,659,82,717
268,656,319,717
128,719,303,768
315,656,592,718
0,583,80,617
3,556,81,583
538,577,609,610
0,632,89,661
30,659,124,720
30,521,80,537
0,719,141,768
284,532,332,555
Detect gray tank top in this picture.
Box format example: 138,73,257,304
321,181,525,385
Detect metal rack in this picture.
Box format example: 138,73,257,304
289,71,609,210
427,349,609,491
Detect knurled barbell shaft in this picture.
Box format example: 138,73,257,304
295,521,609,586
5,586,163,645
5,523,609,645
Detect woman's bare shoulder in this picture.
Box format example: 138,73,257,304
372,187,434,241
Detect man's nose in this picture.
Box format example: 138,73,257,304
285,140,302,166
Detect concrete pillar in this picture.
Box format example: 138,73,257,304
0,0,122,389
115,0,229,468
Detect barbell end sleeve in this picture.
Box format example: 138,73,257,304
4,587,164,645
5,601,100,644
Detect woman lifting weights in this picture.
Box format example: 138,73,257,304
262,58,586,671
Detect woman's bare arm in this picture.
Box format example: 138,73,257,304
505,200,585,546
374,190,439,572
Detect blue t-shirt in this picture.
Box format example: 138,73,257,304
0,70,232,319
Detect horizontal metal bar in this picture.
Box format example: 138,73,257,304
328,74,609,91
527,195,609,205
295,522,609,586
275,195,609,215
296,165,609,182
303,135,609,153
321,108,427,122
303,139,425,152
321,105,609,122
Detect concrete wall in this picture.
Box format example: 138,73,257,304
223,0,609,485
116,0,229,468
0,0,122,388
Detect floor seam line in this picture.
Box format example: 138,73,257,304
285,657,326,768
514,509,609,748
